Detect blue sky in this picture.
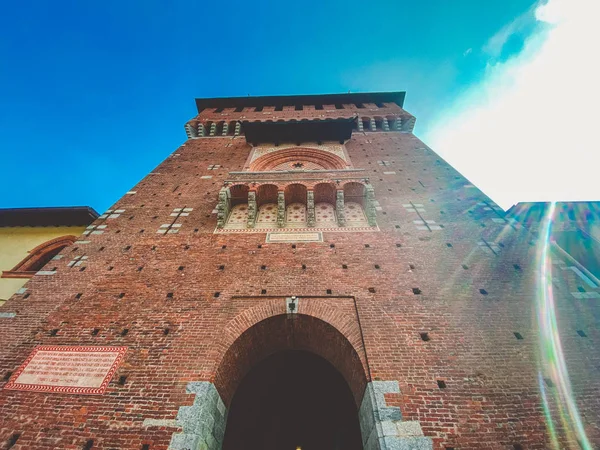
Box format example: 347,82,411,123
3,0,587,213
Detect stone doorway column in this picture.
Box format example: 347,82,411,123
163,380,433,450
359,381,432,450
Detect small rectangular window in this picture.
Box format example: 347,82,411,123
275,105,283,111
234,106,244,112
315,104,324,110
335,104,344,109
214,107,224,113
255,106,263,112
295,105,303,111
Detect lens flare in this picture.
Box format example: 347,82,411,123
537,201,592,449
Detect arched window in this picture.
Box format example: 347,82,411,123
249,148,347,172
1,235,77,278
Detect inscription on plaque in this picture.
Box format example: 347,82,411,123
4,346,127,395
266,232,323,243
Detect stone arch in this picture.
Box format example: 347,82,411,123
249,147,347,171
342,182,370,225
284,184,307,225
213,300,369,407
205,120,215,136
228,184,248,207
284,183,307,205
215,121,226,135
344,181,366,206
227,121,237,136
256,184,278,207
313,182,338,225
314,182,337,205
361,117,371,131
386,115,398,130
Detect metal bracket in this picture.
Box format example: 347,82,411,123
286,296,299,318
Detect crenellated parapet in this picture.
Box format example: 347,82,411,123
183,91,416,140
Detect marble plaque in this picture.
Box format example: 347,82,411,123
4,346,127,395
266,232,323,243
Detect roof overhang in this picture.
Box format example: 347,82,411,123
0,206,99,227
195,92,406,113
242,118,356,145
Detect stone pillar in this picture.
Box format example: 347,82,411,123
247,191,257,228
160,382,227,450
401,117,416,133
216,188,231,228
222,123,229,136
369,118,377,132
359,381,432,450
393,118,402,131
336,190,346,227
234,122,241,136
365,185,377,226
277,191,286,228
307,190,315,227
184,123,195,139
357,117,364,132
197,123,206,137
382,118,390,131
209,123,217,136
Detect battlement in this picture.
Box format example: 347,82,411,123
185,92,416,138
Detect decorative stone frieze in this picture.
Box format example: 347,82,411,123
216,188,231,229
336,190,346,227
246,191,257,228
307,190,316,227
277,191,286,228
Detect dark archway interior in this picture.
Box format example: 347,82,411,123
223,350,363,450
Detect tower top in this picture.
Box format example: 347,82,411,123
195,91,406,113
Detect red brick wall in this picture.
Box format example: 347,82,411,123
0,102,598,450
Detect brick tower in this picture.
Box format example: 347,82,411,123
1,92,599,450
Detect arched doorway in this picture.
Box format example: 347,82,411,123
167,306,432,450
223,350,362,450
214,312,368,450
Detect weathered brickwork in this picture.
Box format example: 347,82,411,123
0,93,598,449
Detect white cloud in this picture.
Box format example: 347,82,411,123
482,7,535,58
425,0,600,210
